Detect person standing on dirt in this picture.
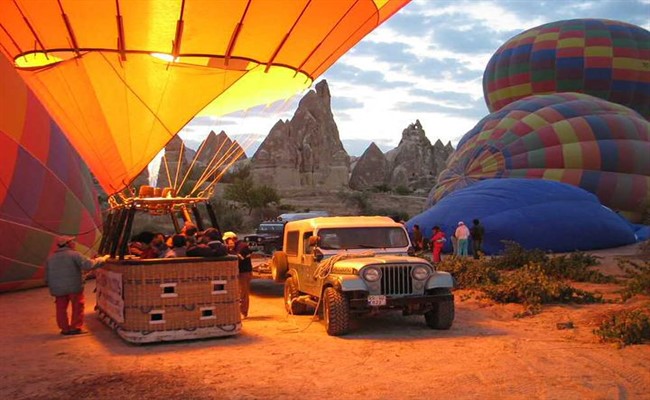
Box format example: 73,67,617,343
412,224,424,252
224,231,253,318
44,236,109,335
470,219,485,259
455,221,470,257
431,226,446,263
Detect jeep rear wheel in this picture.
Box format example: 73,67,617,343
323,287,350,336
284,277,309,315
424,291,455,330
271,251,288,282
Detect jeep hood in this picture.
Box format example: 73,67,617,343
331,255,430,269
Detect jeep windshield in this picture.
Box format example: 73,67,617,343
257,223,284,233
317,227,409,250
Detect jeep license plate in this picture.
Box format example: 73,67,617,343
367,295,386,306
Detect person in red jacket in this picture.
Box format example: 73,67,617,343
430,226,446,264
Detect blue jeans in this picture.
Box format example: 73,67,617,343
458,239,468,256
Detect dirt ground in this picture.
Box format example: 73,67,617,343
1,245,648,400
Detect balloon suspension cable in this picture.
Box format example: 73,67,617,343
172,140,185,192
162,154,173,195
195,136,253,198
190,140,245,197
189,135,234,195
176,133,212,197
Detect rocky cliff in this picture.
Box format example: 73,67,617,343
350,120,453,191
250,80,349,189
384,120,453,191
349,142,389,190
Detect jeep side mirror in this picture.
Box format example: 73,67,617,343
407,246,415,256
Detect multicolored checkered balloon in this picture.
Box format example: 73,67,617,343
483,19,650,120
0,54,102,292
428,92,650,223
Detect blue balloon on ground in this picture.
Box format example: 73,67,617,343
407,179,637,255
634,225,650,242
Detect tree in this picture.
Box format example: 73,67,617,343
224,176,280,215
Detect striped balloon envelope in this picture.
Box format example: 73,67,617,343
0,54,102,292
483,19,650,120
427,92,650,223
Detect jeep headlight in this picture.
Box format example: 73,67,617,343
257,238,262,243
412,265,430,280
362,267,381,282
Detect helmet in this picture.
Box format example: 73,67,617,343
222,231,237,241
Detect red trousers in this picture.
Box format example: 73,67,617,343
433,246,443,263
55,292,85,332
238,272,252,317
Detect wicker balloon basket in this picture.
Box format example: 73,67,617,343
95,256,241,343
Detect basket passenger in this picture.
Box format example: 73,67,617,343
223,231,253,318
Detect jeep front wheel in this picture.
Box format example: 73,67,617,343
284,277,309,315
323,287,350,336
424,292,455,330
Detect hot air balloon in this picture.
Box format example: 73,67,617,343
0,54,102,292
427,92,650,222
412,179,637,255
483,19,650,119
0,0,410,195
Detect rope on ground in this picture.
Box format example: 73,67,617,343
280,251,376,333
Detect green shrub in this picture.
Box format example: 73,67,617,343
544,253,614,283
593,307,650,347
487,241,547,270
437,257,500,289
618,259,650,301
482,263,603,316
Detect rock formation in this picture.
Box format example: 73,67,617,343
156,135,194,188
349,142,389,190
156,131,246,191
251,80,350,189
195,130,247,168
384,120,453,191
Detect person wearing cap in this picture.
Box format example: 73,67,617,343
44,236,110,335
223,231,253,318
455,221,471,257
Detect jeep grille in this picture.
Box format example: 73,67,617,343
379,265,413,295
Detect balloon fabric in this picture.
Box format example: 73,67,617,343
428,92,650,222
483,18,650,119
411,179,637,255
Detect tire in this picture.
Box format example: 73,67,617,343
323,287,350,336
284,277,309,315
424,290,455,330
271,251,288,282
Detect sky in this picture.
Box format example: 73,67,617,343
176,0,650,157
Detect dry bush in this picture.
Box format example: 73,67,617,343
481,263,603,317
593,306,650,347
618,258,650,301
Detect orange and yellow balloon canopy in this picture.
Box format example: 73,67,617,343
0,0,409,194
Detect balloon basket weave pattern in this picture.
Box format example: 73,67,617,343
95,257,241,343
